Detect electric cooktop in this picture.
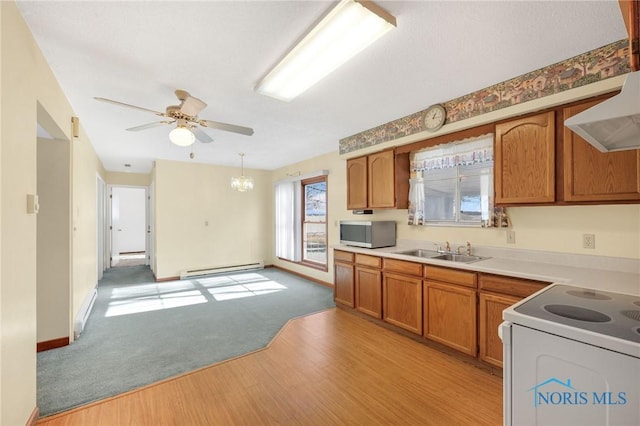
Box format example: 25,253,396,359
514,284,640,344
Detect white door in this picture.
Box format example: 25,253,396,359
110,186,147,267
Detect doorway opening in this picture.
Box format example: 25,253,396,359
109,186,148,268
36,102,72,350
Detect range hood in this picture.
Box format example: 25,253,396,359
564,71,640,152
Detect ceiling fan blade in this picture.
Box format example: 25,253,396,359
94,97,165,116
126,121,172,131
179,95,207,117
191,127,214,143
200,119,254,136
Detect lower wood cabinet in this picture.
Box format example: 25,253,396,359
333,249,551,369
423,281,477,356
477,273,549,368
478,292,520,368
354,254,383,318
383,271,423,335
334,250,355,307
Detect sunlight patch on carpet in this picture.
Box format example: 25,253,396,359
208,281,287,301
105,290,207,317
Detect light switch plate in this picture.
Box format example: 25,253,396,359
506,230,516,244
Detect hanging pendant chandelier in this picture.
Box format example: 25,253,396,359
231,153,254,192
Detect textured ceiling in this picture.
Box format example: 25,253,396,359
16,1,627,173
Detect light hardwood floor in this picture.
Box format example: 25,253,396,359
38,308,502,425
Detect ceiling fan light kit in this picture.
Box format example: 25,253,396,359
231,153,254,192
94,90,254,147
169,126,196,147
255,0,396,102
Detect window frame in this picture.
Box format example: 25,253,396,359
410,135,494,228
274,171,328,272
300,176,328,271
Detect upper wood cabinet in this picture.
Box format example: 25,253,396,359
346,156,368,209
495,111,556,204
563,99,640,202
346,149,409,210
368,150,396,208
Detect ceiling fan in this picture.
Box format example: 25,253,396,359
95,90,254,146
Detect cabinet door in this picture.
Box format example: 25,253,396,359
383,272,422,335
368,150,396,208
347,156,368,209
564,100,640,202
334,261,355,307
478,292,520,368
423,281,477,356
355,266,382,318
495,111,555,204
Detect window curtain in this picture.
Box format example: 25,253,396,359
411,135,494,173
274,180,301,261
407,178,425,225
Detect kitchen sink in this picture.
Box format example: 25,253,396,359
393,249,487,263
431,253,487,263
393,249,442,258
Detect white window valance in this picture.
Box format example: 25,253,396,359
411,135,493,173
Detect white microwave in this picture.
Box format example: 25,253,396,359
339,221,396,248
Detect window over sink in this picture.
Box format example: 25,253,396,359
409,134,494,227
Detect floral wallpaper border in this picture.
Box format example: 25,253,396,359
339,39,630,155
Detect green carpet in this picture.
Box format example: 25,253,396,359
37,266,335,416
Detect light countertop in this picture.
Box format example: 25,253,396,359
334,240,640,296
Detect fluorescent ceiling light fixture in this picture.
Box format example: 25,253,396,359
255,0,396,101
169,124,196,147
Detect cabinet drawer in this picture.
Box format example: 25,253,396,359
424,265,477,288
355,253,382,268
383,258,423,277
479,273,549,298
334,250,354,263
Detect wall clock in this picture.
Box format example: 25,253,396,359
423,104,446,132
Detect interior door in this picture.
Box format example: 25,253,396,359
110,186,147,267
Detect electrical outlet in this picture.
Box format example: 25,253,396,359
507,230,516,244
583,234,595,249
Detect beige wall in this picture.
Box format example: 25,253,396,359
105,171,151,186
154,160,273,279
72,127,102,336
1,2,103,423
37,137,71,343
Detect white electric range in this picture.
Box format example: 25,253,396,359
500,283,640,426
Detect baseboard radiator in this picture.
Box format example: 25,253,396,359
73,287,97,340
180,261,264,279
